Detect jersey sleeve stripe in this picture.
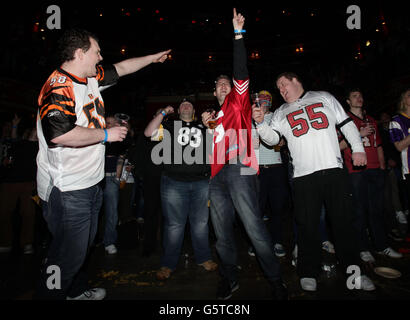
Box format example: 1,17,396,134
39,92,75,119
233,79,249,95
39,104,76,120
40,104,76,119
336,117,353,129
96,65,105,82
42,85,71,100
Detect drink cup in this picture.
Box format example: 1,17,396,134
114,113,130,126
251,93,261,108
205,108,217,129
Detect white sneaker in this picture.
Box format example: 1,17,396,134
360,251,376,263
300,278,317,291
354,275,376,291
0,246,12,253
274,244,286,257
377,247,403,259
396,211,408,224
23,244,34,254
291,245,298,267
66,288,106,300
247,247,255,257
322,241,336,254
105,244,118,255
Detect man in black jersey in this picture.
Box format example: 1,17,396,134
144,99,217,280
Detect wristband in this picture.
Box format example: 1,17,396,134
161,110,167,117
234,29,246,33
102,128,108,143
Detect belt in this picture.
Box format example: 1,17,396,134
260,164,282,169
105,172,117,177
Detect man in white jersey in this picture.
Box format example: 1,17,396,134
35,28,170,300
253,72,376,292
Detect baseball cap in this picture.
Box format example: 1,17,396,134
258,90,272,107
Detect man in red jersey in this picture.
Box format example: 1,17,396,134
201,8,287,301
341,88,402,264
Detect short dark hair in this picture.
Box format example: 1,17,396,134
275,72,303,87
345,88,362,100
214,74,233,88
58,28,98,63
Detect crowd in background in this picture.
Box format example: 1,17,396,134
0,87,408,264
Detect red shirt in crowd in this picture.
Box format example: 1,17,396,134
343,111,382,173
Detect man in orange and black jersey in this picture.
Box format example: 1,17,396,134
34,28,170,300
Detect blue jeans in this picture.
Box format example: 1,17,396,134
160,175,212,270
103,176,119,246
350,168,387,252
209,163,281,284
35,184,102,299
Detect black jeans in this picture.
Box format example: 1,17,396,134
293,168,360,278
350,168,387,252
258,165,290,244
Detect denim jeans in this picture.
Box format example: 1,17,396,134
34,184,102,299
103,176,119,246
209,163,281,284
350,168,387,252
160,175,212,270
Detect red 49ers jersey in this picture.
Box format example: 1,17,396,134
211,77,259,177
343,112,382,173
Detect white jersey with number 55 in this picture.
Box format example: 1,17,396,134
257,91,364,178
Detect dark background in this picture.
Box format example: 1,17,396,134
1,0,409,129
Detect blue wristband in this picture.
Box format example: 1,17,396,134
161,110,167,117
234,29,246,33
103,128,108,143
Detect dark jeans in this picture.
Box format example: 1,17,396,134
103,176,119,246
405,174,410,210
350,168,387,252
209,163,281,284
34,184,102,299
160,175,211,269
293,168,360,278
142,173,162,254
258,165,290,244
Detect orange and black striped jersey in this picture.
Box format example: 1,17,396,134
38,64,118,146
36,64,119,201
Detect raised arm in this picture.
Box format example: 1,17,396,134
114,49,171,78
232,8,248,80
144,106,174,138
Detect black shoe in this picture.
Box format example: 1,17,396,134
271,279,288,300
388,229,404,241
216,278,239,300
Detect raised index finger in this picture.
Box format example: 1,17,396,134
233,7,237,18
